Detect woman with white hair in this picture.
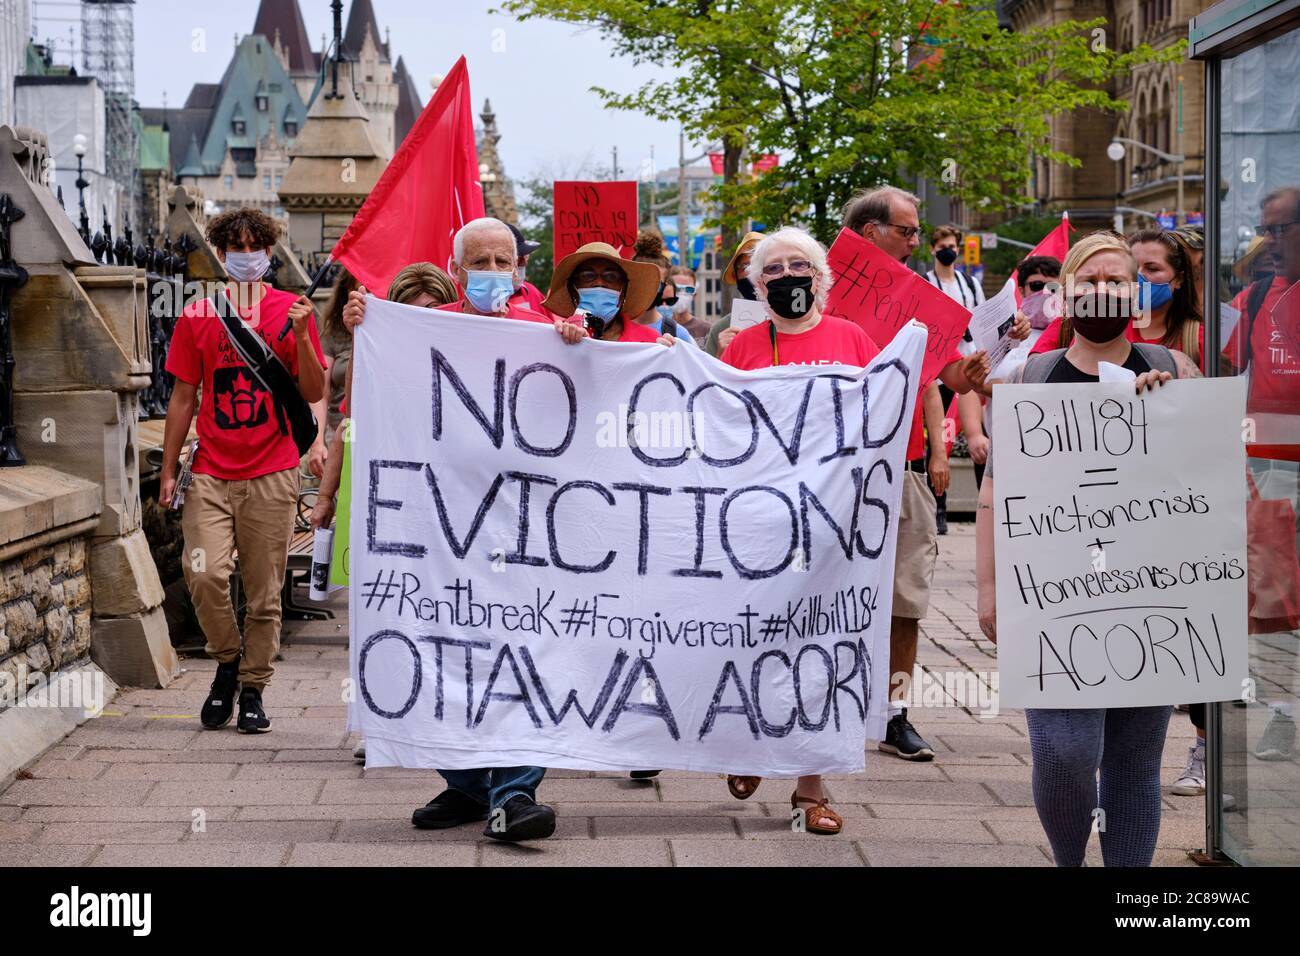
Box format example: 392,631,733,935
718,226,882,834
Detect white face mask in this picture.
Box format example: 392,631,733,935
674,292,694,313
224,249,270,282
514,264,527,290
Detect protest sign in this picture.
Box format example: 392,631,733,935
991,377,1249,708
729,298,767,332
825,228,971,386
553,181,638,260
329,437,353,587
349,299,926,774
969,277,1018,372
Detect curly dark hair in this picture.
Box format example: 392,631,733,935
207,207,280,253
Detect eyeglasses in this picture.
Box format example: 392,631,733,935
1025,280,1050,292
575,268,626,285
760,259,813,277
1256,220,1299,239
878,222,921,240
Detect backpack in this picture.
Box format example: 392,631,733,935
1238,274,1275,368
1019,342,1179,383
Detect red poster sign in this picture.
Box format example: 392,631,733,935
553,181,638,260
825,228,972,386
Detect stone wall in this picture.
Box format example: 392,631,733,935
0,538,93,692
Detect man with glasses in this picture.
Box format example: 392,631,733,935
841,185,993,761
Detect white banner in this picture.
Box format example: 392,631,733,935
348,300,924,775
991,377,1249,709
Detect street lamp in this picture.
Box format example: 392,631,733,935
1107,136,1188,229
72,133,90,242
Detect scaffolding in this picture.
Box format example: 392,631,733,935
80,0,136,224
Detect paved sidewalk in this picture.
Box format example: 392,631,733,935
0,524,1205,866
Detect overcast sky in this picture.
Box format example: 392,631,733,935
32,0,698,184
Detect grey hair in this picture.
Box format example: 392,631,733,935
452,217,514,265
842,185,921,234
746,226,832,311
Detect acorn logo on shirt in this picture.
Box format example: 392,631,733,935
212,367,270,429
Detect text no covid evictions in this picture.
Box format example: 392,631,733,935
991,379,1249,709
348,300,927,775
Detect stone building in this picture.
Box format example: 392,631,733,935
478,99,517,224
990,0,1212,231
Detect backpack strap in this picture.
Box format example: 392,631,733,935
960,271,979,304
1019,349,1066,383
1240,274,1275,367
1131,341,1179,376
661,314,678,338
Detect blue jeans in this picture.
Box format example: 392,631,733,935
438,766,545,810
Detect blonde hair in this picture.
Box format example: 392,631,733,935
1057,233,1138,349
386,262,458,307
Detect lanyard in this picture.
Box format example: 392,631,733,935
769,320,779,366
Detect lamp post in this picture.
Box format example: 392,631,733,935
1107,136,1187,230
73,133,90,242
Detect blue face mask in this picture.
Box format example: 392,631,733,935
577,287,621,321
655,305,674,321
463,270,515,314
1137,274,1173,311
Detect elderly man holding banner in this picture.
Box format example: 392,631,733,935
343,215,584,842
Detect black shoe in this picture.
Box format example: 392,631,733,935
411,789,489,830
878,708,935,761
483,795,557,842
629,770,661,779
936,513,949,535
200,656,241,729
236,687,272,734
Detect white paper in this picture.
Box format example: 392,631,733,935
990,378,1248,709
309,528,333,602
1097,361,1137,383
968,277,1018,371
729,298,767,331
349,299,926,774
1219,302,1241,351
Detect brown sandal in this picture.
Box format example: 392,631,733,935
726,775,762,800
792,791,843,835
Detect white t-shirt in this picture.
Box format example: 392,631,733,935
926,269,984,356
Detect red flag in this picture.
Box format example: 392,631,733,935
331,56,484,297
1014,212,1072,305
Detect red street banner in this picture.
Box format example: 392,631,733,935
553,181,638,260
708,153,725,176
331,55,483,296
753,154,779,173
825,227,972,386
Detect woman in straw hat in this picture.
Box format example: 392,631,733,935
704,231,767,357
543,241,677,345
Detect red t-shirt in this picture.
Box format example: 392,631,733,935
720,314,880,370
166,287,326,480
617,319,661,343
903,344,964,462
1224,276,1300,461
1030,314,1206,360
510,282,554,319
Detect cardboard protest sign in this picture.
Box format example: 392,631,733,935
991,377,1248,708
348,299,925,774
825,228,971,386
553,181,638,260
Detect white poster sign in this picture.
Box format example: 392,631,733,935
991,377,1249,709
349,301,925,774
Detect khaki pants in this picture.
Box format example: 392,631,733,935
891,469,939,620
181,468,298,690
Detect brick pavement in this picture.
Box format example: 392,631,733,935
0,523,1207,866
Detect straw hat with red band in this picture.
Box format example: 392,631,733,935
722,231,766,284
543,242,662,318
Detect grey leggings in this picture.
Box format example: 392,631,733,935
1024,706,1172,867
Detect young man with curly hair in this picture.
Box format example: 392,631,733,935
160,207,326,734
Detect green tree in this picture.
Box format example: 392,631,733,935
497,0,1182,247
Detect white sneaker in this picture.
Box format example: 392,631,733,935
1253,712,1296,761
1171,742,1206,796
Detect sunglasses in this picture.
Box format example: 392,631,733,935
1025,280,1050,292
575,268,626,285
676,285,696,296
760,259,813,277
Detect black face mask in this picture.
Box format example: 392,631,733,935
765,275,816,320
1068,293,1132,343
935,247,959,267
736,277,758,301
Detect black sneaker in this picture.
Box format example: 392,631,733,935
878,708,935,761
483,795,557,842
411,789,489,830
236,687,272,734
629,770,661,779
200,656,241,729
936,512,949,536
